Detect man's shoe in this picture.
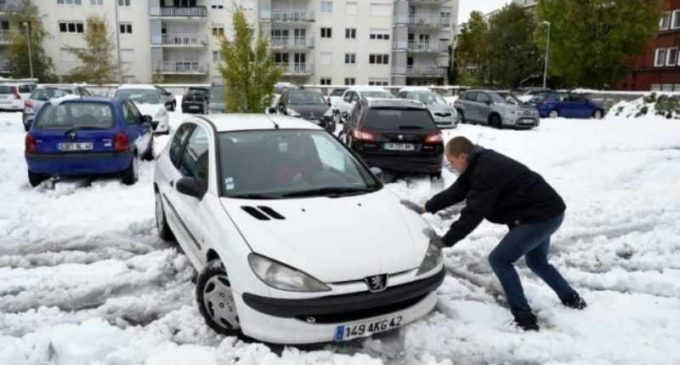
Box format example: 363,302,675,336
514,313,539,332
562,292,587,310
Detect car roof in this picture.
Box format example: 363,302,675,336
36,84,80,90
117,84,156,90
43,96,117,106
363,98,426,109
201,114,324,133
398,86,431,93
348,85,389,93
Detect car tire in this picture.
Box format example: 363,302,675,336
490,114,502,129
324,119,336,134
121,156,138,185
196,261,244,337
171,101,176,111
549,110,559,119
28,170,46,187
457,110,465,123
430,171,442,181
593,109,604,119
142,137,155,161
155,190,174,241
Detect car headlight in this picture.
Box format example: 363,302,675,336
286,108,301,117
248,253,331,292
417,239,443,275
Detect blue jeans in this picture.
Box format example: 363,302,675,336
488,213,574,318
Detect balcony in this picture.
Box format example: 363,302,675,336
270,36,314,50
149,6,208,18
0,31,18,45
158,34,208,47
406,65,447,77
276,62,314,76
409,0,446,5
153,61,208,75
407,41,448,54
0,3,22,12
401,15,451,28
262,10,315,23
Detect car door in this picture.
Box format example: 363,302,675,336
461,92,477,121
476,92,492,123
568,94,590,118
125,101,153,153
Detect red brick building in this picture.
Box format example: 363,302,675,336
620,0,680,91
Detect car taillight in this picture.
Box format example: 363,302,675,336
352,129,375,142
113,132,129,152
424,131,443,144
13,87,21,100
25,134,37,153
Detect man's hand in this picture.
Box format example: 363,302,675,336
400,199,426,214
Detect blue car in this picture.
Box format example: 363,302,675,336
530,92,605,119
25,96,155,187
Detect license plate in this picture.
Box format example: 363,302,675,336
58,142,93,151
334,315,403,342
384,143,415,151
189,105,200,109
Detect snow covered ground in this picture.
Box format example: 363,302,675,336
1,105,680,365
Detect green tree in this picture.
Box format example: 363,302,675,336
218,7,282,112
7,0,55,81
537,0,663,88
65,15,117,84
487,4,542,88
454,11,490,86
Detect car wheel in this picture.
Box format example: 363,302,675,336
155,190,174,241
196,261,243,337
490,114,502,129
549,110,559,119
121,156,138,185
430,171,442,181
142,136,155,161
28,170,46,187
325,119,336,134
593,109,604,119
171,101,176,111
457,110,465,124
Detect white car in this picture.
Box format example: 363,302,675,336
0,82,36,111
398,87,458,129
334,86,394,120
153,114,444,344
114,84,170,134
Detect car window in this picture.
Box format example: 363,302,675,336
180,126,210,190
464,92,477,101
331,89,345,97
115,89,162,104
363,108,436,130
128,101,143,120
122,101,137,125
288,91,326,105
169,123,195,168
556,93,569,102
343,92,352,103
210,85,225,101
569,94,586,103
476,93,490,104
19,85,32,93
35,102,114,130
30,88,72,101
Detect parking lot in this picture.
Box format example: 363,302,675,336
1,103,680,364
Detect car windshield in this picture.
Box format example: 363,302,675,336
35,102,114,130
411,91,447,106
330,89,346,97
115,89,161,104
288,91,326,105
489,93,511,104
30,88,73,101
218,130,380,198
362,91,392,98
210,85,225,100
497,93,522,105
364,108,435,130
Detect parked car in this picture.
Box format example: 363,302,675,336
339,98,444,180
328,87,347,109
398,87,458,129
276,89,335,132
272,82,299,108
155,85,177,111
181,87,210,114
334,86,394,120
0,82,36,112
454,90,540,129
153,113,444,344
24,97,154,187
209,84,226,113
529,92,606,119
114,85,170,134
23,84,91,131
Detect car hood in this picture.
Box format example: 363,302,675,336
134,103,164,116
427,104,456,115
219,189,431,283
288,104,331,120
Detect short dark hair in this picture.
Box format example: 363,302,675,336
446,136,473,157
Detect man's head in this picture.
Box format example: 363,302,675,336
445,136,474,173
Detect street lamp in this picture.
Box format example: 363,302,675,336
541,21,551,89
114,0,123,84
22,22,34,80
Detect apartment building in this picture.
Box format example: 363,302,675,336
0,0,23,76
4,0,457,85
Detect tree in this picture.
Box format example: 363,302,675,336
454,11,490,86
65,15,117,84
487,4,543,88
7,0,55,81
218,7,282,113
537,0,663,88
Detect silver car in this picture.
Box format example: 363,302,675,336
454,90,539,129
398,88,458,129
22,84,91,131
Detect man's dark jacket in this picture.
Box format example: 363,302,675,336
425,146,566,247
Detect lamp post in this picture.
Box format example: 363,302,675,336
22,22,34,80
542,21,551,89
114,0,123,84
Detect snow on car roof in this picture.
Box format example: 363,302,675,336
348,85,390,93
399,86,431,93
117,84,157,90
204,114,324,133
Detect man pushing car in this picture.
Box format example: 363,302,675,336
405,136,586,331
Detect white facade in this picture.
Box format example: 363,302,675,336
9,0,458,85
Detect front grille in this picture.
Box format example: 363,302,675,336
294,293,427,324
435,113,451,118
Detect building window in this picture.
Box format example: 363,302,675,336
660,11,671,30
369,54,389,65
273,53,289,64
368,79,388,86
667,47,678,66
672,10,680,29
369,30,390,40
119,23,132,34
345,53,356,64
90,0,103,4
213,51,221,62
321,27,332,38
655,48,667,67
211,0,223,9
118,0,130,6
57,0,82,4
320,78,331,85
345,78,356,86
320,0,332,13
59,21,84,33
212,27,224,36
345,28,356,39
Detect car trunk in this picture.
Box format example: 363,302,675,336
33,129,118,154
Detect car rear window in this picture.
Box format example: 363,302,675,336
0,85,15,94
364,108,435,130
31,88,73,101
35,102,115,130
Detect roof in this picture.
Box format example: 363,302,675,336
37,84,81,90
348,85,390,93
117,84,157,90
201,114,324,133
398,86,431,93
363,98,426,109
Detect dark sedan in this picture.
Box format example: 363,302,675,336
277,89,336,132
181,87,210,114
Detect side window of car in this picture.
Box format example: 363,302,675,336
169,124,195,168
398,92,408,99
180,126,210,190
122,102,137,125
477,93,490,104
343,92,352,103
465,92,476,101
128,101,143,121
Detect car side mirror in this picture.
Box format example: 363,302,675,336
370,167,384,181
176,177,204,199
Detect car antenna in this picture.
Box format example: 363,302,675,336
265,108,280,129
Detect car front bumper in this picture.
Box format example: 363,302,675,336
433,117,457,129
237,269,444,344
504,115,540,129
25,151,133,176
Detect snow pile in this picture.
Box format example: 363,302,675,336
1,105,680,364
609,93,680,119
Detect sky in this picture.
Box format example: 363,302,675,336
458,0,512,24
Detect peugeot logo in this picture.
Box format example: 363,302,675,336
398,135,404,141
364,274,388,293
68,131,77,141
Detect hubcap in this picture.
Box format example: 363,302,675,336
202,274,239,330
155,194,164,231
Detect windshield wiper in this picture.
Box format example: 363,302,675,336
280,186,375,198
230,193,282,200
63,126,108,135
